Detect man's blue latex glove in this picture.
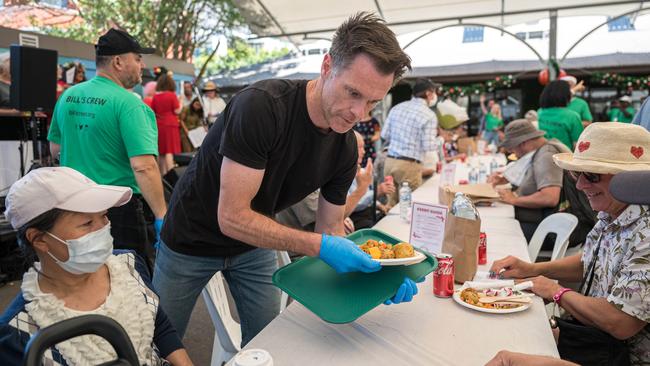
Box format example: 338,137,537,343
384,277,425,305
319,233,381,273
153,218,164,249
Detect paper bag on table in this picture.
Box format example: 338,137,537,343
441,214,481,283
438,185,455,207
457,137,477,155
438,184,499,207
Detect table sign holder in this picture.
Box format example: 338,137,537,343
409,201,448,255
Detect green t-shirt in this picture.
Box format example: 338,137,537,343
485,113,503,131
608,106,636,123
537,107,584,150
48,76,158,193
567,97,592,122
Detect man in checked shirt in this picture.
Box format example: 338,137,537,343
381,78,439,207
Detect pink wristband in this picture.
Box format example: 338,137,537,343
552,288,573,304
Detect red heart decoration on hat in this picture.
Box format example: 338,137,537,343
631,146,644,159
578,141,590,153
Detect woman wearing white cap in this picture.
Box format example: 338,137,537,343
490,122,650,365
0,167,192,365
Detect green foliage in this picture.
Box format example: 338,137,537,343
31,0,244,61
442,75,517,97
592,72,650,91
195,37,291,76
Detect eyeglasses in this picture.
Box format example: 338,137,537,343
568,170,601,183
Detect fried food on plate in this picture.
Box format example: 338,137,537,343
393,242,415,258
359,239,414,259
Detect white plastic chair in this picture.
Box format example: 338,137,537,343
527,213,579,262
202,251,292,365
202,272,241,366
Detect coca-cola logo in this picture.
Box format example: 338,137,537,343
435,264,454,275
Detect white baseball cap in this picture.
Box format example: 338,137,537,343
619,95,632,103
4,167,132,229
560,75,577,85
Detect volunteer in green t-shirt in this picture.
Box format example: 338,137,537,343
537,80,584,150
48,29,166,264
480,94,504,146
560,76,593,127
609,95,636,123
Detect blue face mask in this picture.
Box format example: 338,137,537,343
46,224,113,275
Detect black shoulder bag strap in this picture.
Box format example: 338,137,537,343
579,232,603,296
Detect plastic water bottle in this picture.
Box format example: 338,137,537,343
478,163,488,183
490,158,499,174
468,167,479,184
451,192,479,220
399,182,412,222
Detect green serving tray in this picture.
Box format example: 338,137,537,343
272,228,438,324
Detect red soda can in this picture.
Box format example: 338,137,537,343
433,254,455,297
436,161,443,174
385,175,393,185
478,232,487,265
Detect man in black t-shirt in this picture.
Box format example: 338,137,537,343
153,12,414,344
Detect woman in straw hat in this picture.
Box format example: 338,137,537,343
201,81,226,125
490,122,650,365
0,167,192,365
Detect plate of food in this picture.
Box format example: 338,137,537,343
453,286,533,314
358,239,426,266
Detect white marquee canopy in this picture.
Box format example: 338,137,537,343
234,0,647,44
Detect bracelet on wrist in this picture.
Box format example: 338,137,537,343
552,287,573,305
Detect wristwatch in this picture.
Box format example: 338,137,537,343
552,287,573,304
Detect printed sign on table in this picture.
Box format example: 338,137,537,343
440,163,457,186
409,202,448,255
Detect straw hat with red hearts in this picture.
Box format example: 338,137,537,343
553,122,650,174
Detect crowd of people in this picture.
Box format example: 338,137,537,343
53,56,221,179
0,10,650,366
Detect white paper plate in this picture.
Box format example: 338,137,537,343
376,250,426,266
452,291,532,314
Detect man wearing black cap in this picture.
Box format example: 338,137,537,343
48,28,167,265
381,78,439,207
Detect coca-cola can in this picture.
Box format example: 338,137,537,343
436,161,443,174
433,254,455,297
478,232,487,265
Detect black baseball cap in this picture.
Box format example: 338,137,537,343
95,29,156,56
610,171,650,204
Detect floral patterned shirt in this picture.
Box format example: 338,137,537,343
582,205,650,365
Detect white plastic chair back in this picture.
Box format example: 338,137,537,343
202,272,241,366
202,251,292,365
277,251,292,312
528,213,579,262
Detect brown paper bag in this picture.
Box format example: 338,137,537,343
438,185,455,207
441,214,481,283
438,184,500,208
457,137,478,155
